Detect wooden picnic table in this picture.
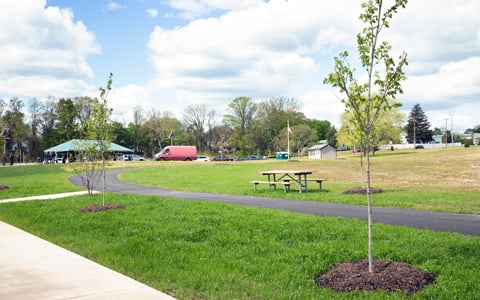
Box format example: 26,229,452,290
260,170,314,193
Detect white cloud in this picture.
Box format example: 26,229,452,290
106,2,124,11
164,0,264,19
387,0,480,75
2,0,480,133
146,8,159,18
0,0,99,99
145,1,359,118
405,57,480,102
109,84,151,123
139,0,479,131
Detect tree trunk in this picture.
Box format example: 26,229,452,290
365,132,373,273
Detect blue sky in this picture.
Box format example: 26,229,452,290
1,0,480,132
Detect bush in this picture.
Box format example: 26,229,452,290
463,139,473,148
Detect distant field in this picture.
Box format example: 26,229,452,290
120,146,480,214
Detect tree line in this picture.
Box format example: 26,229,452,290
2,93,474,164
0,95,337,162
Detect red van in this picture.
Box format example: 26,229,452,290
154,146,197,161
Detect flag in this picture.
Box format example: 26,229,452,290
168,130,175,139
287,124,292,134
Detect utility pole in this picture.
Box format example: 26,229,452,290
413,118,416,148
450,114,453,145
444,118,448,147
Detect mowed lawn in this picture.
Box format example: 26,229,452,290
1,147,480,299
120,147,480,215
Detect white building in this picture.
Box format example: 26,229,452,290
308,144,337,159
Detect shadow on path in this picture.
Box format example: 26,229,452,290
69,169,480,237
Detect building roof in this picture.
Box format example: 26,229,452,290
308,144,335,151
44,139,133,153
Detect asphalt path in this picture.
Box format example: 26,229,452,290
69,169,480,237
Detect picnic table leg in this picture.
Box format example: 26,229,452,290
297,174,302,193
304,174,308,192
272,174,277,190
283,179,290,192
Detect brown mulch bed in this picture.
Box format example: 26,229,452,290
78,203,125,213
314,258,435,294
343,187,383,194
0,185,9,190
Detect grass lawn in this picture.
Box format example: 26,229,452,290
1,147,480,299
120,147,480,214
1,194,479,299
0,163,82,199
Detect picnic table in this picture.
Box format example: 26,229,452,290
251,170,316,193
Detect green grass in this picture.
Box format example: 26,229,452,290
0,164,81,199
1,149,480,298
119,151,480,215
1,194,479,299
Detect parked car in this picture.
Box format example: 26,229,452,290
212,156,233,161
118,154,131,161
131,154,146,161
196,155,210,162
415,145,425,149
118,154,146,161
245,155,264,160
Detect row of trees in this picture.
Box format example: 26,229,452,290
1,91,468,164
1,95,338,162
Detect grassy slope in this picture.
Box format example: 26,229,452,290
1,194,479,299
1,147,480,299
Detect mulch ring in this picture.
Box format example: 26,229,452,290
343,187,383,194
314,258,435,294
0,185,9,190
78,203,125,213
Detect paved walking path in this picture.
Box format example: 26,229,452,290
0,221,175,300
70,169,480,237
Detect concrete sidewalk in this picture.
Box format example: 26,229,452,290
1,191,90,203
0,221,175,300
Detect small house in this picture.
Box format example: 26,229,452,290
308,144,337,159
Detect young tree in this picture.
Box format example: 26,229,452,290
74,74,114,203
324,0,408,272
337,97,404,150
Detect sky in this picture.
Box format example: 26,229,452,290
1,0,479,133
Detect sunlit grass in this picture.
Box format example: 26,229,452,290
1,195,479,299
120,147,480,214
0,164,81,199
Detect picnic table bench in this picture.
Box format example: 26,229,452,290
306,178,325,191
250,180,291,192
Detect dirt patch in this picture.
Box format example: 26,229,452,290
343,187,383,194
78,203,125,213
314,258,435,294
0,185,9,190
